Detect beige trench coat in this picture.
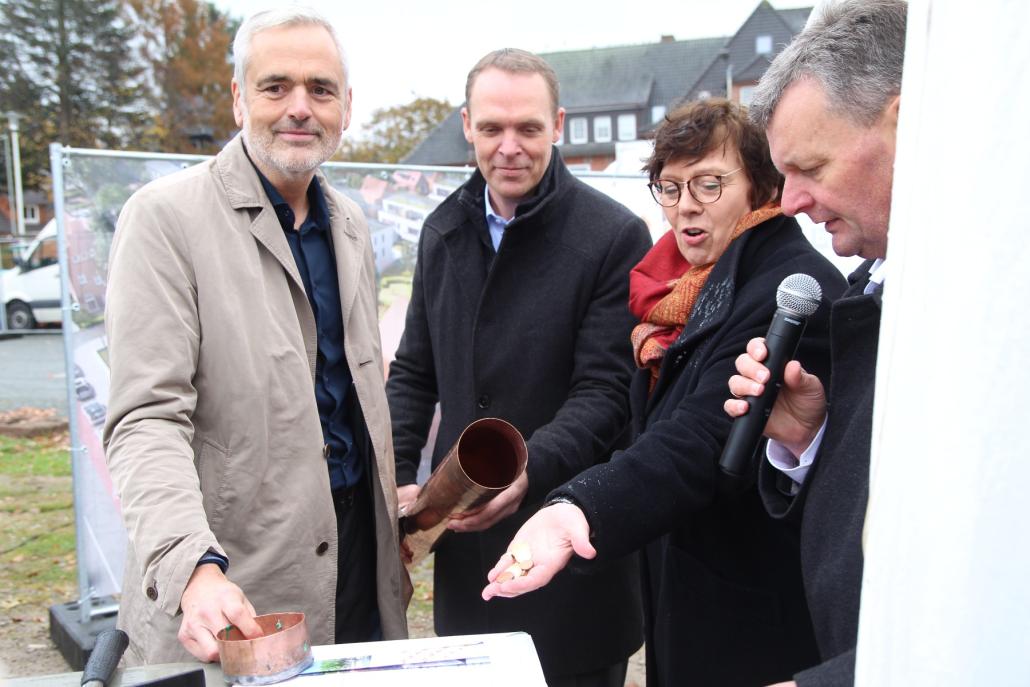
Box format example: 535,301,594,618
103,135,407,664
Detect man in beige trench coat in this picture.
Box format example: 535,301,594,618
103,7,406,664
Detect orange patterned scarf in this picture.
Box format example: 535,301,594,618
630,203,782,389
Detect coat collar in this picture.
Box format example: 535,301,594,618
446,146,572,236
212,134,366,375
843,259,883,308
647,217,779,401
214,134,358,238
666,224,755,356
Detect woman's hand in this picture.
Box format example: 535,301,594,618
481,502,595,601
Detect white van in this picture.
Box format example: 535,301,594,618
2,219,61,329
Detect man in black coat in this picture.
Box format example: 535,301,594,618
726,1,908,685
385,48,651,686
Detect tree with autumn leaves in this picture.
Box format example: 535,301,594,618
341,96,454,165
129,0,238,154
0,0,147,189
0,0,452,194
0,0,236,189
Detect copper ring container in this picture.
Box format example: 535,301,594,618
217,612,313,685
401,417,528,566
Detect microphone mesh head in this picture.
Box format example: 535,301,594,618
776,273,822,317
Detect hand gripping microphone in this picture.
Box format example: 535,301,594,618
718,273,823,478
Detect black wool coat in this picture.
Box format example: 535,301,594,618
386,151,653,677
760,262,881,687
554,215,847,686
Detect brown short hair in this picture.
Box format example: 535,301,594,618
644,98,781,210
465,48,560,117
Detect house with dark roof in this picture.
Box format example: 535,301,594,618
1,190,54,236
685,2,812,106
404,1,811,170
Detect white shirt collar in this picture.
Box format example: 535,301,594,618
865,258,887,294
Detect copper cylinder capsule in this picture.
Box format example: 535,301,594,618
401,417,528,565
217,612,313,685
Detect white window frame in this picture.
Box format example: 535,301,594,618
617,113,636,141
569,117,588,144
651,105,667,124
593,116,612,143
756,34,773,55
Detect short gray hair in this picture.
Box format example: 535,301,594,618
232,6,348,92
750,0,907,128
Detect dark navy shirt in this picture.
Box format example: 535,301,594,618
252,164,362,491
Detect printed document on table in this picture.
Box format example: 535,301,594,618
273,632,545,686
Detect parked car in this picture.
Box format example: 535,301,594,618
2,219,61,330
83,401,106,427
74,377,95,402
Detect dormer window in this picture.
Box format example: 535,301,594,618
756,34,773,55
570,117,588,144
617,114,636,141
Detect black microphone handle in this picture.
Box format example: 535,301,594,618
719,309,808,478
81,628,129,687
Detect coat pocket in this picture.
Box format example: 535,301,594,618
194,438,232,531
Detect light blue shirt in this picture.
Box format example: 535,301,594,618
484,186,512,252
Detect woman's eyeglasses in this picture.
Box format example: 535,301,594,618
648,168,742,206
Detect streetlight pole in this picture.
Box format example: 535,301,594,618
6,112,25,237
0,132,8,332
2,134,14,235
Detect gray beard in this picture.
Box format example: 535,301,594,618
243,121,342,177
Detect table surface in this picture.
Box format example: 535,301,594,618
8,632,545,687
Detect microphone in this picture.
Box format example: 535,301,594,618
719,273,823,478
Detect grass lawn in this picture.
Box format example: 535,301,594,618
0,432,78,677
0,432,77,609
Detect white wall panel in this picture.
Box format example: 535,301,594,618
857,1,1030,683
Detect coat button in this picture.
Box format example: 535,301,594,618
477,394,491,409
146,586,158,601
316,542,329,555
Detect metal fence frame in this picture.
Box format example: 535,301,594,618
49,142,652,622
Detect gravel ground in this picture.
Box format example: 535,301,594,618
0,333,69,417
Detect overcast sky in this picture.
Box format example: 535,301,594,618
212,0,814,134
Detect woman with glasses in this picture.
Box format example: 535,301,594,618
483,99,847,686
